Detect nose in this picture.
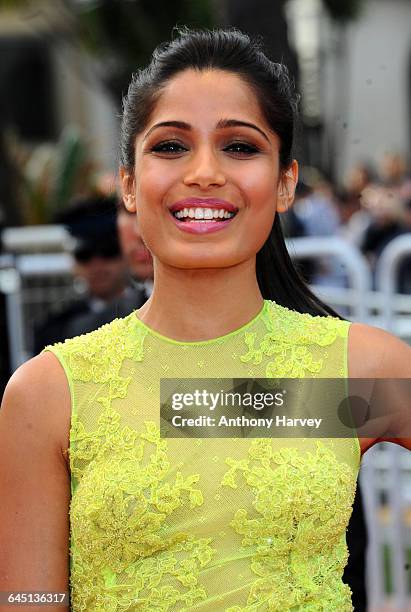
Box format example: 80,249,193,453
183,145,226,189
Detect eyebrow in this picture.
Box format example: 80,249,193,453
143,119,269,142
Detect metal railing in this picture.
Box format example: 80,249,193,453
286,236,372,321
0,251,78,370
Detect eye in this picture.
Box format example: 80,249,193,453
224,141,260,156
150,140,188,154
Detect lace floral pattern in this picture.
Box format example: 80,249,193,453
240,302,349,377
46,319,217,610
70,418,215,611
221,439,356,611
49,314,146,385
43,301,357,611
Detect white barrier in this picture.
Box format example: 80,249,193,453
286,236,372,321
375,234,411,332
0,251,75,371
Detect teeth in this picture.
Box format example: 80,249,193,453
173,207,236,221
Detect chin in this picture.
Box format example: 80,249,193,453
164,256,246,270
149,243,255,270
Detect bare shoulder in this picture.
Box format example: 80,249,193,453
0,352,71,595
1,352,71,465
348,321,411,378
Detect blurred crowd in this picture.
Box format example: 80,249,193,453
282,151,411,291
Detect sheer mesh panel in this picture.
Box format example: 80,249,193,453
43,300,360,611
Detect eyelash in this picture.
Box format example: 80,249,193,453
150,140,260,156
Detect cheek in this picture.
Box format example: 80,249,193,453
234,163,278,216
236,157,277,189
136,159,178,211
134,160,181,253
234,164,278,251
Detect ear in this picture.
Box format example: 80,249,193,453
119,166,136,213
276,159,299,213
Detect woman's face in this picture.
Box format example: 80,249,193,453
121,68,297,270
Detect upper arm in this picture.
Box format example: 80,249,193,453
0,352,71,611
348,322,411,452
348,322,411,378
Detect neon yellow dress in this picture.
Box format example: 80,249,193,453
43,299,360,611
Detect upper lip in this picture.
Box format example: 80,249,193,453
169,198,238,213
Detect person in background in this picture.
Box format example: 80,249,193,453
116,200,154,300
281,181,316,284
64,201,155,337
33,195,129,353
360,187,411,292
341,164,376,248
293,169,340,238
279,192,306,239
335,189,361,227
379,152,411,205
379,152,409,186
293,174,347,289
360,186,406,261
345,162,375,197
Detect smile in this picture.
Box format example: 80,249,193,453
169,207,237,234
168,198,239,234
173,207,236,221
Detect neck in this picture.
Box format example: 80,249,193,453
136,259,264,342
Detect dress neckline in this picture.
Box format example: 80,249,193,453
131,300,269,346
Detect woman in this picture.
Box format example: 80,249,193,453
1,28,410,611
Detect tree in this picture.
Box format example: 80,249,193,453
64,0,217,105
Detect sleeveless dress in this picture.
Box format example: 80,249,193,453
42,299,360,611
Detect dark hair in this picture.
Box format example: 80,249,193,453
55,195,121,259
120,27,344,320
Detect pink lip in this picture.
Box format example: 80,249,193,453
170,216,235,234
169,198,238,213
